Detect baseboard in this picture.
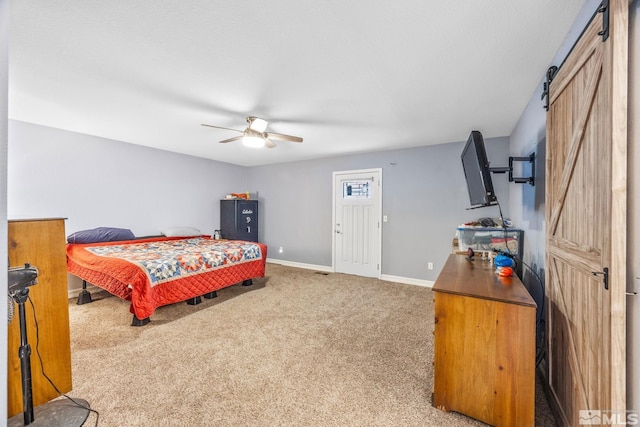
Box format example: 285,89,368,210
266,258,433,288
68,262,433,298
266,258,333,273
380,274,434,288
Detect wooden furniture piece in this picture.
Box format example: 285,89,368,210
432,254,536,427
7,218,72,417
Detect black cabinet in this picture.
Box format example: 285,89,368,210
220,199,259,242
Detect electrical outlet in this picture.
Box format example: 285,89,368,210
383,215,388,223
428,262,434,270
278,246,284,254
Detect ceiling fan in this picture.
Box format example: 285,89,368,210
201,116,303,148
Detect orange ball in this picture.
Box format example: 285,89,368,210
498,266,513,277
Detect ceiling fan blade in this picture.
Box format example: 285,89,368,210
201,123,243,133
265,132,303,143
219,135,244,144
264,138,277,148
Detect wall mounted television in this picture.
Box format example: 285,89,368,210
461,130,498,209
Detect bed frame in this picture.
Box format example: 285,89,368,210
67,236,267,326
76,278,255,326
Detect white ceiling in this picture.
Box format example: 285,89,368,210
9,1,587,167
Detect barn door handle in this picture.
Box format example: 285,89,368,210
592,267,609,290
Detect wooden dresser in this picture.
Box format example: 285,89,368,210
7,218,72,417
432,254,536,427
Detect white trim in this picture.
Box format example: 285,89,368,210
380,274,434,288
266,258,333,273
67,261,433,299
267,259,432,288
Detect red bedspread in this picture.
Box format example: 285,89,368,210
67,236,267,319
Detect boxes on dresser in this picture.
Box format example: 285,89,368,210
455,226,524,278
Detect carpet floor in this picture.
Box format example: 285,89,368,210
63,263,556,426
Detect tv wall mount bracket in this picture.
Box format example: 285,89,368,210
489,153,535,186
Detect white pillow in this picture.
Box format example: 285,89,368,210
161,226,202,237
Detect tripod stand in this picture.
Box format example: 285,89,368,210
8,265,90,426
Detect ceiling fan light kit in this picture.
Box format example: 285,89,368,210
242,135,266,148
248,117,268,133
201,116,303,149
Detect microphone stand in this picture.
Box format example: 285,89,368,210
8,265,90,427
12,287,35,424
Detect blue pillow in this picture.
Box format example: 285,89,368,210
67,227,135,244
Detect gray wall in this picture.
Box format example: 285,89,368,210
8,120,247,237
8,118,509,285
247,137,510,280
7,120,249,291
1,0,9,421
509,0,640,411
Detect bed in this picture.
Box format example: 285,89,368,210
67,235,267,326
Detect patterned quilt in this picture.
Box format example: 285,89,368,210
85,238,262,287
67,236,267,320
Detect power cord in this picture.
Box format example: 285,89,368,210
27,296,101,426
8,293,14,323
494,200,546,367
492,248,547,366
495,200,516,256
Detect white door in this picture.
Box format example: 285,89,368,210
333,169,381,278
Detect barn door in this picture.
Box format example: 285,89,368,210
545,2,627,426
